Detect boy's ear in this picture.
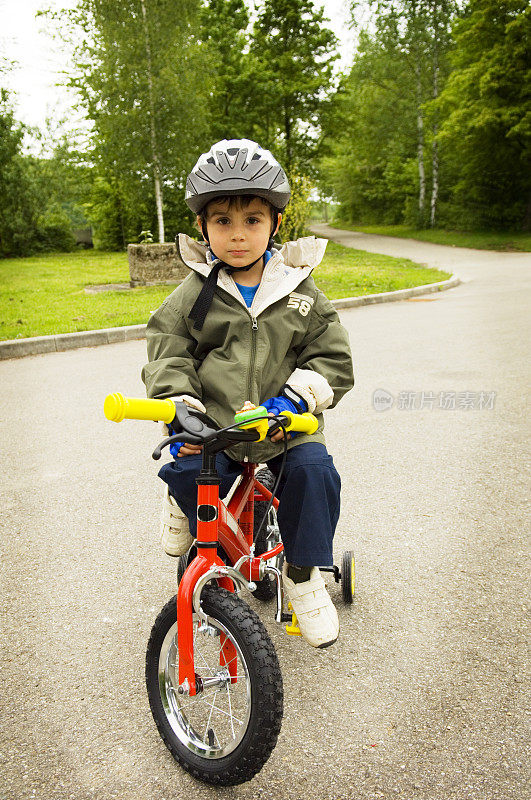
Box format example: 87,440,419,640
273,213,282,236
196,215,208,242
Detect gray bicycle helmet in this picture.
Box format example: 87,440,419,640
185,138,291,214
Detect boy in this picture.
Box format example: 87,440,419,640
141,139,354,648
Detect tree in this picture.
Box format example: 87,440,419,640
250,0,339,174
61,0,209,245
434,0,531,229
0,91,37,256
349,0,456,226
319,30,421,225
198,0,254,141
0,92,80,256
319,1,457,227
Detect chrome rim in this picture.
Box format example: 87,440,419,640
158,614,252,759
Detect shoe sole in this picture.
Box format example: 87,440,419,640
317,636,338,649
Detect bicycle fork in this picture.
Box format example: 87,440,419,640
176,453,258,697
176,454,297,696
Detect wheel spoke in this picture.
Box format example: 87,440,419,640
226,684,236,738
193,627,217,675
176,693,209,709
195,645,217,674
203,689,218,743
220,651,238,670
201,697,244,726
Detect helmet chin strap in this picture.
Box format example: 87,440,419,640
188,215,277,332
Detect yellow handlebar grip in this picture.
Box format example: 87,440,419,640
281,411,319,435
104,393,176,424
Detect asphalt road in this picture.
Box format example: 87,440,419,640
1,229,529,800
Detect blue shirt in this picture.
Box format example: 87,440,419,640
234,250,272,308
234,282,259,307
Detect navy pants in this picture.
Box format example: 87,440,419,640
158,443,341,567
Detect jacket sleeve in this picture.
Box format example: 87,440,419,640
141,287,204,405
286,289,354,414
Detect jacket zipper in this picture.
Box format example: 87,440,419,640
244,313,258,460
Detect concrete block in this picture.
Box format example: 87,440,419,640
128,243,188,286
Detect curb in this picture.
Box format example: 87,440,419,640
0,275,460,361
332,274,461,309
0,324,146,361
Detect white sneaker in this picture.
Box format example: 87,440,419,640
282,563,339,648
160,486,193,556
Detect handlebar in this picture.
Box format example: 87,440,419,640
103,393,319,443
104,393,176,424
233,405,318,439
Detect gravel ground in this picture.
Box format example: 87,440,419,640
1,230,529,800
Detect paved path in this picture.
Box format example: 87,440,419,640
310,222,531,283
1,231,530,799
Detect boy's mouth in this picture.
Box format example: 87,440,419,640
228,250,249,256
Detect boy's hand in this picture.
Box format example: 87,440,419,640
236,400,288,442
177,442,203,457
168,426,203,458
268,421,288,442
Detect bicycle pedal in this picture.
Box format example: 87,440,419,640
285,602,302,637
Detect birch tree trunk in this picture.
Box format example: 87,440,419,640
430,133,438,227
415,64,426,224
430,11,440,228
141,0,165,243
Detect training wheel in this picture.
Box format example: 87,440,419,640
341,550,355,604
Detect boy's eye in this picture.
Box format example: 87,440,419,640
216,217,230,224
247,217,260,224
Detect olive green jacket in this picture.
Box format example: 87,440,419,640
141,234,354,462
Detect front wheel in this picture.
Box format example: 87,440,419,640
145,585,283,786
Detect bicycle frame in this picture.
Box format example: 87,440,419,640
176,450,282,696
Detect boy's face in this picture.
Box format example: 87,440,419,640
199,197,281,268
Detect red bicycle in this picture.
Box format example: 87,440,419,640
104,393,355,786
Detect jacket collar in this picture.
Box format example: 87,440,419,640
176,233,327,317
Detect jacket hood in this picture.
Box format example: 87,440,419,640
177,233,328,275
176,233,328,319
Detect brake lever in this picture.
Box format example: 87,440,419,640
152,432,202,461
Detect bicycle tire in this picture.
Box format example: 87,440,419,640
177,544,228,585
145,585,283,785
341,550,355,604
177,546,195,585
252,468,282,601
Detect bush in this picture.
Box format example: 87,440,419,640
36,208,77,252
279,171,312,242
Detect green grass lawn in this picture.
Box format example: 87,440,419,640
0,243,450,341
314,241,448,297
327,222,531,252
